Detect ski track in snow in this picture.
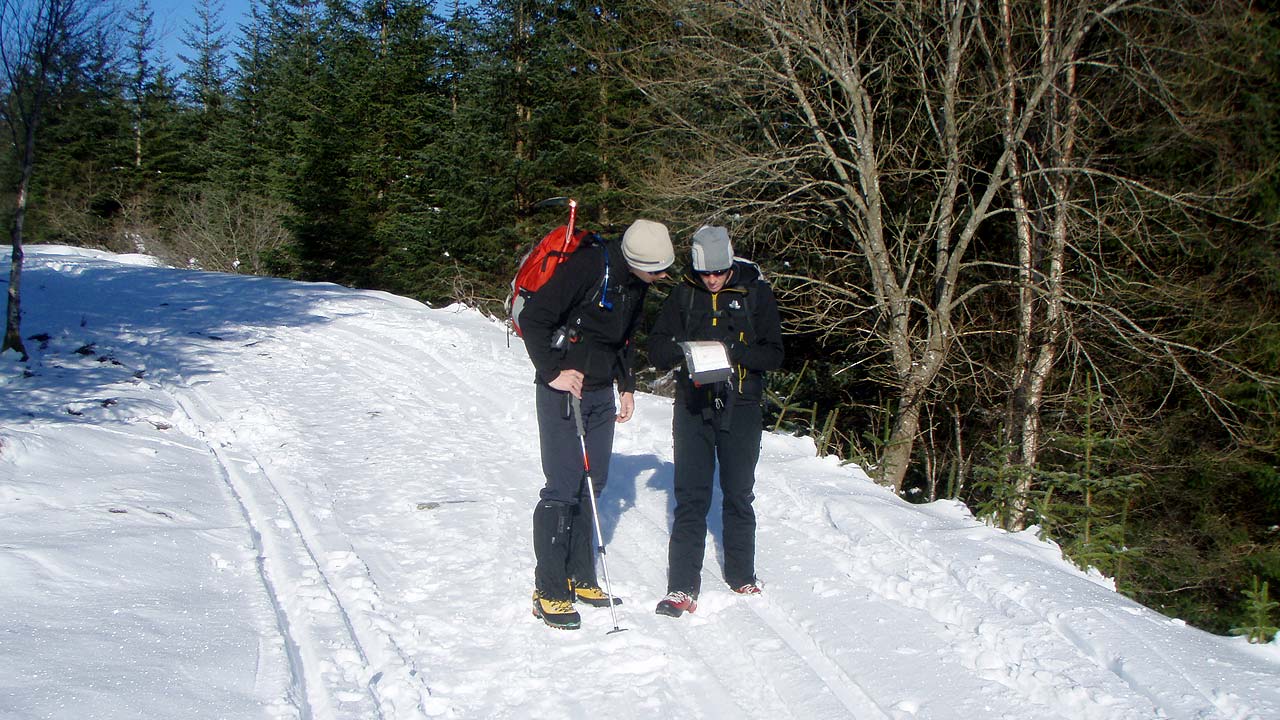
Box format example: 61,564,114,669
194,295,1131,719
818,492,1157,719
314,309,850,719
184,297,895,720
129,296,448,718
165,371,436,718
6,249,1279,720
139,293,1276,720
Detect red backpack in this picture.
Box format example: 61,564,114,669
507,199,591,337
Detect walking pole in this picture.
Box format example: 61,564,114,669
571,395,626,634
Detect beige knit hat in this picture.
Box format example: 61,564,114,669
621,219,675,272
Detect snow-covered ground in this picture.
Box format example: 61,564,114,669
2,245,1278,720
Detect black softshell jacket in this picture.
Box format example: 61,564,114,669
649,261,784,406
519,237,650,393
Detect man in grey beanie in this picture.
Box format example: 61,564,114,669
519,218,674,629
648,224,784,617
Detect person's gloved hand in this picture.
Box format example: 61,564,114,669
725,340,746,363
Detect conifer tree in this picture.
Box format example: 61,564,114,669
27,23,132,243
215,0,274,193
248,0,324,200
123,0,160,175
353,0,457,295
177,0,231,175
435,0,647,308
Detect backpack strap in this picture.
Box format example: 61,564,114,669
672,280,694,337
560,234,614,341
593,236,612,310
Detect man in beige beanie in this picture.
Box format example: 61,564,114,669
519,218,674,629
621,218,676,274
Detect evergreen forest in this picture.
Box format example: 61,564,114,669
3,0,1278,640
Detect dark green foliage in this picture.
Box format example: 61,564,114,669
176,0,232,178
1032,379,1145,583
972,442,1034,533
20,33,133,246
1231,577,1279,644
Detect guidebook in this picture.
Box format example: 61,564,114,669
678,340,733,386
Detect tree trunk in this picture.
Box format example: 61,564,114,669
2,122,37,362
3,239,25,361
512,0,529,212
2,0,96,361
1001,0,1080,529
1001,0,1039,528
881,398,922,490
597,74,611,228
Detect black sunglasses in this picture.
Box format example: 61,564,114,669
697,268,729,277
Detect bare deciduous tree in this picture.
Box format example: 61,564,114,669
985,0,1274,526
610,0,1273,508
2,0,101,361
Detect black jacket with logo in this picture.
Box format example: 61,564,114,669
520,237,650,393
649,261,784,409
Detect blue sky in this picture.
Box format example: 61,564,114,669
149,0,253,69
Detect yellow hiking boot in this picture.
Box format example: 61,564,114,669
531,590,581,630
570,580,622,608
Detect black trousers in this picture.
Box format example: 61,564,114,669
532,383,615,600
666,399,762,595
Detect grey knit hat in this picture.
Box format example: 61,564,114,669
622,219,675,272
691,225,734,273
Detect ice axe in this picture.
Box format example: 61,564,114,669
570,395,627,635
534,196,578,254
